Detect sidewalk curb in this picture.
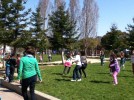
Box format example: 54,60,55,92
0,78,60,100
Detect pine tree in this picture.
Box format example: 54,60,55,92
126,18,134,50
0,0,15,54
48,4,79,51
30,7,49,58
7,0,31,53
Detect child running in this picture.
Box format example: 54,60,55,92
109,53,120,85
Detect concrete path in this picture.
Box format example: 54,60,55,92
0,85,23,100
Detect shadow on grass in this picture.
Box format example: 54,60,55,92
97,72,109,75
55,78,71,82
52,73,63,75
90,80,110,84
118,75,134,78
52,72,72,78
121,70,132,72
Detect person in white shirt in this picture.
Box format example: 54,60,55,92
71,51,82,81
131,50,134,74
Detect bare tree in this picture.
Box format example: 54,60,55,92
69,0,80,20
54,0,64,9
80,0,99,56
39,0,50,29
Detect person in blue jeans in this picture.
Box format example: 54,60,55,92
71,51,82,81
5,55,11,82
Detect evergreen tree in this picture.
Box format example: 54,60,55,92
7,0,31,53
30,7,49,58
48,4,79,51
0,0,13,54
101,24,127,51
126,18,134,50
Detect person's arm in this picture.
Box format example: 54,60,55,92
17,59,23,80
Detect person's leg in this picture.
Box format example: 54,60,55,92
112,71,118,85
22,78,30,100
82,68,86,78
72,66,77,80
30,75,37,100
132,63,134,74
79,67,82,78
75,65,81,79
63,66,67,74
9,66,13,82
67,67,71,74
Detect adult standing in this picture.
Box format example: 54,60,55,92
71,51,82,81
17,46,42,100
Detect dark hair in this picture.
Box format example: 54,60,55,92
80,51,85,56
25,46,35,55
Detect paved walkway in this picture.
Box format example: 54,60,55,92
0,85,23,100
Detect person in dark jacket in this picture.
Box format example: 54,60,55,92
9,54,16,82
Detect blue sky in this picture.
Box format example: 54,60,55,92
25,0,134,36
97,0,134,36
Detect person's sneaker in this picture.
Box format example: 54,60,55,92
71,79,76,81
5,77,9,82
77,79,81,81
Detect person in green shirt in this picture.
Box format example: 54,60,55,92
17,46,42,100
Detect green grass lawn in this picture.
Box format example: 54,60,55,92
36,54,62,62
36,60,134,100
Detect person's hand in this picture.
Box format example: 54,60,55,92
39,79,42,83
16,80,20,84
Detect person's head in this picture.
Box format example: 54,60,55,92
7,55,10,59
75,51,80,55
110,52,117,62
17,54,20,58
132,50,134,55
80,51,85,56
25,46,35,56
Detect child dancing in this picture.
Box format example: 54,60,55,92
109,53,120,85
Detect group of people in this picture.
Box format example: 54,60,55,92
100,50,134,86
5,46,42,100
62,51,88,82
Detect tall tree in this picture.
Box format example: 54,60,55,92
101,24,127,51
126,18,134,50
30,7,49,59
48,4,79,63
39,0,50,29
7,0,31,53
0,0,14,67
54,0,64,9
80,0,99,56
69,0,80,20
